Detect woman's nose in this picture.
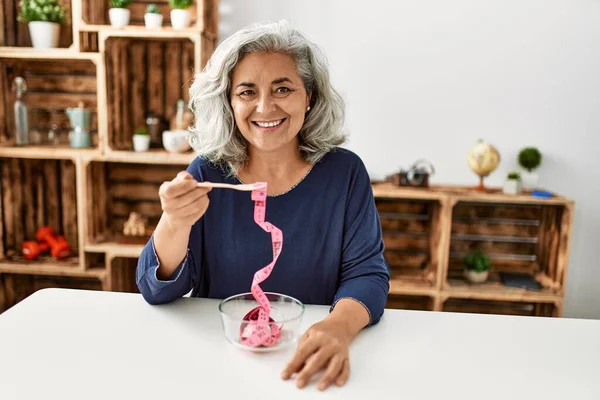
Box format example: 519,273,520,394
256,93,276,114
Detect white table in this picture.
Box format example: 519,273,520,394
0,288,599,400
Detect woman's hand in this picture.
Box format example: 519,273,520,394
281,318,351,391
281,298,370,391
158,171,211,229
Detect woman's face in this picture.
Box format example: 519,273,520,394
229,52,311,155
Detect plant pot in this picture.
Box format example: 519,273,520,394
144,13,163,29
503,179,521,195
463,269,489,284
109,8,130,28
170,9,191,30
133,134,150,152
520,170,539,191
28,21,60,49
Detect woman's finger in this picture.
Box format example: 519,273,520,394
294,346,335,389
335,359,350,386
162,188,209,212
168,195,209,219
281,337,320,380
317,354,344,391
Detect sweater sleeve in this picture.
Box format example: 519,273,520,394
331,157,390,326
135,158,204,305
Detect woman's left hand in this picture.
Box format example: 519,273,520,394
280,318,352,391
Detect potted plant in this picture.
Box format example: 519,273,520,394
18,0,67,49
144,4,163,29
463,250,491,284
133,128,150,152
503,172,521,195
109,0,132,29
169,0,193,30
518,147,542,190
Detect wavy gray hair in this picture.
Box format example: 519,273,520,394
188,20,346,176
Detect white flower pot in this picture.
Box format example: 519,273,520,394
133,135,150,152
503,179,521,195
28,21,60,48
463,269,489,284
109,8,130,29
520,170,539,191
144,13,163,29
170,9,191,30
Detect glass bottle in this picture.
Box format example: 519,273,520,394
12,77,28,146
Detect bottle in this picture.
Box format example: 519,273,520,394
170,99,193,131
12,77,28,146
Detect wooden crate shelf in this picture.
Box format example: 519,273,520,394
0,157,80,261
84,161,180,247
372,182,573,317
386,294,437,312
0,0,217,309
0,55,103,150
102,35,198,152
442,297,560,317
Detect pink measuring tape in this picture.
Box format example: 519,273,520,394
197,181,283,347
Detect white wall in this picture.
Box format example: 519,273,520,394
217,0,600,319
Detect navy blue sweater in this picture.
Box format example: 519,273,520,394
136,148,390,325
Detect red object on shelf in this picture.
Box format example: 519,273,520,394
35,226,71,260
21,241,50,260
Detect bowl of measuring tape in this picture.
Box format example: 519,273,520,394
218,292,305,352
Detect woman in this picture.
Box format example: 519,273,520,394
136,20,390,391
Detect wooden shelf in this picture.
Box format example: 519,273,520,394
389,278,437,296
85,242,145,258
0,258,105,280
444,278,561,303
0,47,101,62
99,149,196,165
83,24,202,40
0,143,100,160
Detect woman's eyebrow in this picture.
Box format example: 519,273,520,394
272,77,292,84
236,82,255,88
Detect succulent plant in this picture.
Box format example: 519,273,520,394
168,0,193,10
507,172,521,180
146,4,160,14
110,0,132,8
463,250,491,272
18,0,67,24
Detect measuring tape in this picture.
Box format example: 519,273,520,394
239,182,283,347
197,181,283,347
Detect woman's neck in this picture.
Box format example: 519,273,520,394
239,142,312,195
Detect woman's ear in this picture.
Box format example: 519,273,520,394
306,91,312,110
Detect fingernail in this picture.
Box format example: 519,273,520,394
281,371,288,379
297,379,305,388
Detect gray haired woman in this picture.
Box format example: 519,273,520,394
136,20,390,391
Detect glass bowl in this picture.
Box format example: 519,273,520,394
218,292,305,352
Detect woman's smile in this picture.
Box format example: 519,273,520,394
252,118,287,132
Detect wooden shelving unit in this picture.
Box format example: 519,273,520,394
373,182,574,317
0,0,218,312
0,1,575,318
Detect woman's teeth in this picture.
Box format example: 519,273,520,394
255,119,284,128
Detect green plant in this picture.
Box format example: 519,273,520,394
507,172,521,180
463,251,491,272
168,0,193,10
18,0,67,24
134,127,148,136
518,147,542,172
146,4,160,14
110,0,132,8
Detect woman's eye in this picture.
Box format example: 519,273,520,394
275,87,291,94
239,90,254,96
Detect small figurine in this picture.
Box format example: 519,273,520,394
123,212,148,237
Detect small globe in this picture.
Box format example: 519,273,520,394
467,140,500,190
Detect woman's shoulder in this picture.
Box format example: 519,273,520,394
316,147,369,177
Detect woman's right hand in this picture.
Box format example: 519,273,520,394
158,171,211,230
